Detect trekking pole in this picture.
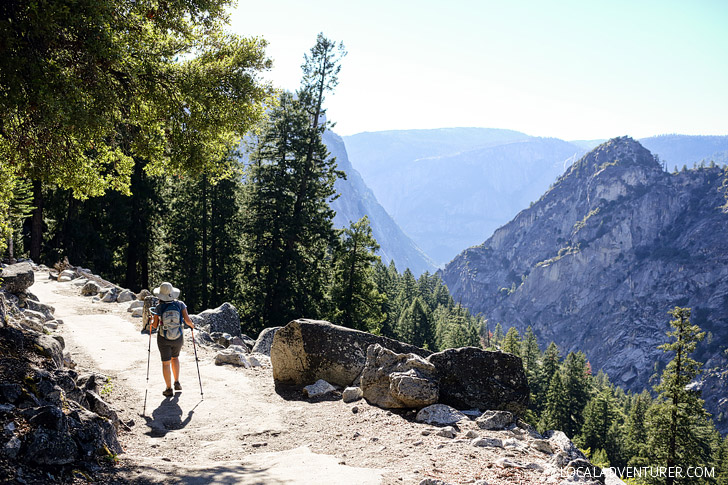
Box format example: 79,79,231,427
142,323,152,416
191,328,203,400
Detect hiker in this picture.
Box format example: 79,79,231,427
150,282,195,397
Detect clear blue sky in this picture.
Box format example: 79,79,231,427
230,0,728,140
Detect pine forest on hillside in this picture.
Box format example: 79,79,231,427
2,2,728,482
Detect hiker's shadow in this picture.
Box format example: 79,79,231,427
144,394,196,437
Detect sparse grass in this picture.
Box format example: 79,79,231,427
100,377,113,398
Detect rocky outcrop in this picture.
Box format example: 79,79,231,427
440,137,728,432
0,291,122,478
359,344,438,409
271,319,431,387
325,130,437,275
1,262,34,294
428,347,529,414
252,326,281,356
190,302,241,337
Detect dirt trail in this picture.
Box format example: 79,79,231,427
30,275,555,485
30,276,384,484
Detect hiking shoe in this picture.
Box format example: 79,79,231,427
174,381,182,391
162,388,173,397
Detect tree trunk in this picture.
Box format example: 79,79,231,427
125,159,143,291
30,179,43,262
201,173,208,309
210,183,218,306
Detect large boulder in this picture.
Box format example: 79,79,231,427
0,262,34,294
252,326,282,356
427,347,529,415
190,302,241,337
360,344,438,409
271,319,431,387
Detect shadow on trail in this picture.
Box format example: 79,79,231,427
143,394,200,437
273,382,341,404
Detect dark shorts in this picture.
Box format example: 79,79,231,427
157,335,183,362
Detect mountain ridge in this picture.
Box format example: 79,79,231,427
344,129,586,265
439,137,728,433
325,130,437,275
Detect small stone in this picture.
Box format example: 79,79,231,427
4,436,21,459
476,410,515,430
412,440,424,446
131,308,143,318
252,442,267,448
117,289,135,303
529,439,553,454
421,429,434,436
342,386,363,403
495,457,526,468
464,430,480,439
471,437,503,448
44,321,58,330
351,406,359,414
415,404,467,426
436,426,457,438
303,379,336,398
128,300,144,312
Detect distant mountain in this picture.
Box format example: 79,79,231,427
344,129,585,265
440,137,728,433
640,134,728,169
324,131,436,276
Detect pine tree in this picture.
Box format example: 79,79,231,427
579,387,622,463
542,342,562,384
540,371,570,433
644,307,715,485
329,217,385,333
717,436,728,485
493,323,505,345
521,326,540,373
396,297,430,348
373,260,399,338
239,88,340,332
502,327,521,356
562,351,591,438
625,390,652,467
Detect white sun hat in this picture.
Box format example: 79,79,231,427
153,282,180,302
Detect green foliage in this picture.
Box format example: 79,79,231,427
238,34,345,334
100,377,113,398
0,170,34,258
493,323,505,345
0,0,272,263
539,371,570,433
502,327,521,356
562,351,591,437
0,0,272,195
579,388,623,462
328,217,385,333
639,307,716,484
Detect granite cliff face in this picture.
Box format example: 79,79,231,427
324,130,437,275
344,129,585,265
441,137,728,432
